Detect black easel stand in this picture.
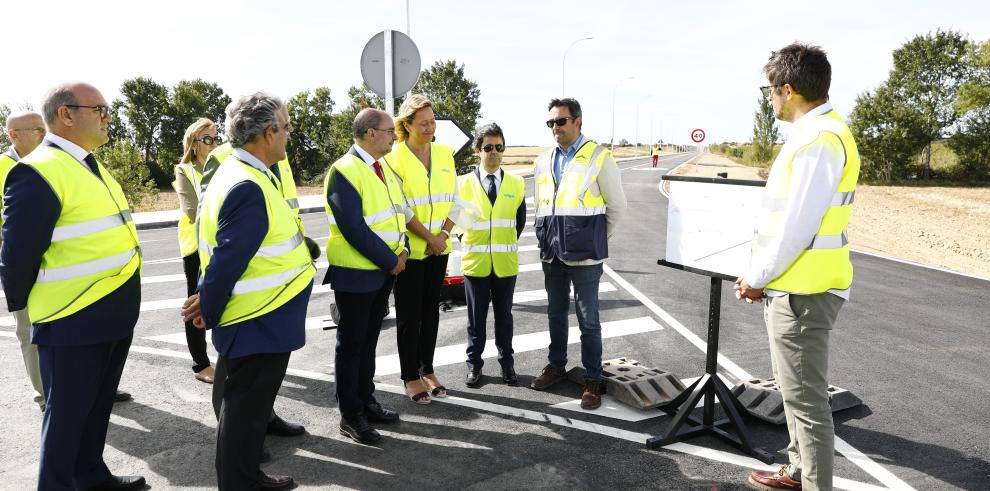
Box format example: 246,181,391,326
646,260,775,464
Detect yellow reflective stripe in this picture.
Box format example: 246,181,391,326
231,264,309,295
285,197,300,209
406,193,455,207
550,205,606,217
51,211,132,242
256,231,304,257
36,247,138,283
463,243,518,253
470,218,516,230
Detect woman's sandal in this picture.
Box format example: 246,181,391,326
404,381,431,405
423,376,448,398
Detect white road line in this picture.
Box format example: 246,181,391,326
601,263,914,490
850,249,990,282
373,316,662,376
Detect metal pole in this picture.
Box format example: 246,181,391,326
562,36,593,96
384,29,394,116
406,0,410,37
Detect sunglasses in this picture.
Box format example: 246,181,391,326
482,143,505,152
545,117,576,128
66,104,111,119
760,85,783,98
196,135,223,145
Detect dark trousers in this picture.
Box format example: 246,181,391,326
212,357,276,424
183,253,211,373
393,254,448,381
465,273,516,371
215,352,290,491
37,335,132,491
334,279,393,419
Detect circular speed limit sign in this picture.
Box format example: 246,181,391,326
691,129,706,143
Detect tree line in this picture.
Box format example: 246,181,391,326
0,60,482,204
713,29,990,183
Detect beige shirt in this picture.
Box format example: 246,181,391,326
174,162,204,222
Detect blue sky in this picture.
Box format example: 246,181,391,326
5,0,990,146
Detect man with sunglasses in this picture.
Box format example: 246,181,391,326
737,43,860,491
453,123,526,388
1,83,146,489
2,111,47,413
530,98,627,410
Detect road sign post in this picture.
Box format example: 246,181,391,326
360,30,421,116
691,129,706,143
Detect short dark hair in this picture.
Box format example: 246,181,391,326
547,97,582,118
473,122,505,150
763,42,831,101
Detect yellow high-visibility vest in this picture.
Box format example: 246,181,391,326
752,109,861,294
324,152,407,270
173,162,202,257
0,150,18,228
21,145,142,323
198,155,315,326
387,142,456,260
457,170,525,277
533,140,610,261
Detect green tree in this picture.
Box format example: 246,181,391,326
120,77,170,185
412,60,482,170
94,139,158,206
286,87,339,183
751,96,779,163
949,40,990,179
159,79,231,169
0,104,11,150
886,29,972,178
849,84,927,181
106,99,131,145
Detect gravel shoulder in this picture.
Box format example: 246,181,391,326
676,153,990,278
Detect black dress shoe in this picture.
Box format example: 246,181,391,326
113,390,131,403
365,401,399,423
267,414,306,436
465,368,482,388
83,474,146,490
258,472,294,490
339,414,381,445
501,367,518,386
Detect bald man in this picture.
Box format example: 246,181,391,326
2,111,46,411
0,83,145,490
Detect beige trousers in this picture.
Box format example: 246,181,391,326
764,293,844,491
14,308,45,406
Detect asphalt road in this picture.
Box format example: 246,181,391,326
1,152,987,490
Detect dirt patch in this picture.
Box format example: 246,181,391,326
672,152,990,279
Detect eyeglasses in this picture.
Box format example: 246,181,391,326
196,135,223,145
482,143,505,152
11,127,45,134
273,122,294,134
760,85,783,98
373,127,397,135
545,117,576,128
65,104,111,118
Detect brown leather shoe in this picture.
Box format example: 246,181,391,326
580,379,604,410
748,466,801,490
530,364,566,390
194,366,215,384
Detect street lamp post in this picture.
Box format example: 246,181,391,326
637,94,653,154
610,75,635,150
562,36,594,96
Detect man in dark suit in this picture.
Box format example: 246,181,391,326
0,82,145,490
324,108,408,444
182,93,315,490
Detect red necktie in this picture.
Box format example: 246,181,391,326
373,160,385,183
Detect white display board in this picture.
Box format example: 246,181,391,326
664,177,765,278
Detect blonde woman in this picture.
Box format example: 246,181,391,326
174,117,221,384
387,94,464,403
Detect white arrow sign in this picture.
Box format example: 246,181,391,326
433,119,473,155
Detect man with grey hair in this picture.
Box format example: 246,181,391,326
1,110,46,411
323,107,407,444
182,92,314,490
1,83,145,489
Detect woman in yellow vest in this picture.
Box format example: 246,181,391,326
173,117,221,384
388,94,460,402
